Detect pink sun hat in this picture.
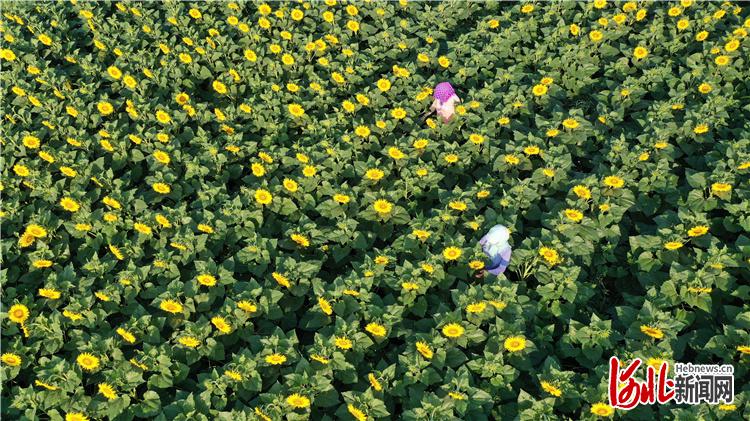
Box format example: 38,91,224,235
433,82,456,104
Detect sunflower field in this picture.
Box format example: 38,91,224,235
1,0,750,420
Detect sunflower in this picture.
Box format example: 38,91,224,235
333,194,350,204
291,233,310,247
34,380,58,390
541,381,562,397
13,164,30,177
18,233,35,248
134,223,152,235
318,297,333,315
376,78,391,92
154,110,171,124
212,80,227,94
562,118,579,129
365,322,387,337
633,46,649,59
715,55,730,66
8,304,29,324
334,336,353,350
198,224,214,235
152,183,171,194
286,394,310,409
196,274,217,287
237,301,257,313
287,103,305,118
108,244,124,260
178,336,200,348
415,341,433,358
603,176,624,188
97,101,114,115
211,316,232,334
175,92,190,105
442,323,465,338
38,288,61,300
469,260,485,270
711,183,731,194
640,325,664,340
687,226,709,237
412,229,430,241
373,199,393,215
116,328,136,343
449,391,467,400
60,197,81,212
310,354,330,364
347,404,367,421
572,185,591,199
1,353,22,366
388,146,405,160
0,49,17,61
524,146,541,155
65,413,90,421
76,353,100,371
188,8,202,19
466,302,486,313
60,309,81,321
563,209,583,222
365,168,384,181
449,201,467,211
302,165,317,177
364,372,383,392
397,281,417,292
98,383,117,400
159,299,183,314
391,108,407,120
590,403,614,417
532,84,548,96
255,189,273,205
539,247,561,265
356,94,369,105
725,39,739,52
693,124,709,134
155,214,171,228
272,272,291,288
442,246,462,261
504,336,527,352
373,255,390,266
265,353,287,365
354,125,371,138
22,135,40,149
102,196,121,209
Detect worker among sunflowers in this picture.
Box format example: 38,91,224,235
429,82,462,123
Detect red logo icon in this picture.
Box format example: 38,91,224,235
608,356,675,409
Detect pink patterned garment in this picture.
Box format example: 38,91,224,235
431,82,460,123
433,82,456,104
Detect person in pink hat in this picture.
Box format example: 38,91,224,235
430,82,461,123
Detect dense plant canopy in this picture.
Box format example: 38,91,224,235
2,1,750,420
